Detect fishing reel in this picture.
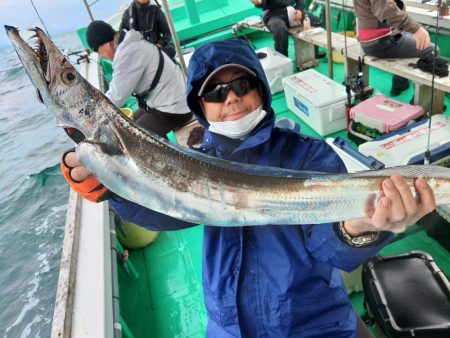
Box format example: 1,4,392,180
350,76,364,94
349,57,373,100
349,75,373,100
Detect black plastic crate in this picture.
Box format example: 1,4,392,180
362,251,450,338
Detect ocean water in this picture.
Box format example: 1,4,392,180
0,31,82,338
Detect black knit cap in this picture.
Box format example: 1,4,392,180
86,20,115,51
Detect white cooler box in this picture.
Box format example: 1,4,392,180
358,114,450,167
282,69,352,136
256,47,293,94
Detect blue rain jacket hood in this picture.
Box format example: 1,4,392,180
186,38,272,126
111,38,393,338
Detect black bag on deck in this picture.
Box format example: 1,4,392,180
415,55,449,77
362,251,450,338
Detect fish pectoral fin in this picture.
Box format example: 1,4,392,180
83,138,123,156
99,142,124,156
85,129,125,156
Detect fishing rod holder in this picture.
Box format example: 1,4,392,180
65,49,91,65
349,77,373,100
75,53,90,65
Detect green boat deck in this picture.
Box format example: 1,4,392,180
118,226,207,337
91,2,450,337
118,226,450,337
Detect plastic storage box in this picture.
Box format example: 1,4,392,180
349,94,424,133
282,69,352,136
362,251,450,338
256,47,293,94
358,114,450,167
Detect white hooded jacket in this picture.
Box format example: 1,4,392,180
106,29,189,114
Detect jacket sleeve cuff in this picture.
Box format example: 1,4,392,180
305,222,393,272
334,221,382,248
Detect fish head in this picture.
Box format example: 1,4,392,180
5,25,106,141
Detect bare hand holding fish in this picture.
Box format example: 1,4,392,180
344,174,436,235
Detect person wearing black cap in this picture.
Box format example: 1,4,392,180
61,39,436,337
119,0,176,58
85,20,192,138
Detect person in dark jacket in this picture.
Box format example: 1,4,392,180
61,39,436,337
251,0,324,58
120,0,176,58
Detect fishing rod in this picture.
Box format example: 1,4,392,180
82,0,99,22
341,0,352,133
325,0,334,78
423,0,443,165
30,0,50,37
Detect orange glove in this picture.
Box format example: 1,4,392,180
61,148,113,203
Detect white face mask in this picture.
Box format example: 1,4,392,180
208,105,266,139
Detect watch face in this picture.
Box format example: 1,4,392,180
352,233,379,246
337,222,380,247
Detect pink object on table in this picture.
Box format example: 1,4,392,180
349,95,424,133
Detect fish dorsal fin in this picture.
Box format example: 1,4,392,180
154,136,326,179
347,165,450,179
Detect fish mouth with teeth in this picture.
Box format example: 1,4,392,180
4,26,53,103
36,34,48,75
5,25,88,142
5,25,81,100
33,32,49,104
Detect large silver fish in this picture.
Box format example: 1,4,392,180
6,26,450,226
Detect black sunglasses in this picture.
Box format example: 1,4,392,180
201,75,259,103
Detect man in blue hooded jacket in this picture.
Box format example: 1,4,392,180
62,39,436,337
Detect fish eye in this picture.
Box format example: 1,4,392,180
62,68,78,85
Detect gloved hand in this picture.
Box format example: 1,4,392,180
61,148,113,203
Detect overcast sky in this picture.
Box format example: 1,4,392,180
0,0,129,47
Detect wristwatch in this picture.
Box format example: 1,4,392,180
335,221,380,248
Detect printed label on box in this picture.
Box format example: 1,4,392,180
294,97,309,116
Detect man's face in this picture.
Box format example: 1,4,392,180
135,0,150,5
200,68,262,122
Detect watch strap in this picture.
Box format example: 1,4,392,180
335,221,380,248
